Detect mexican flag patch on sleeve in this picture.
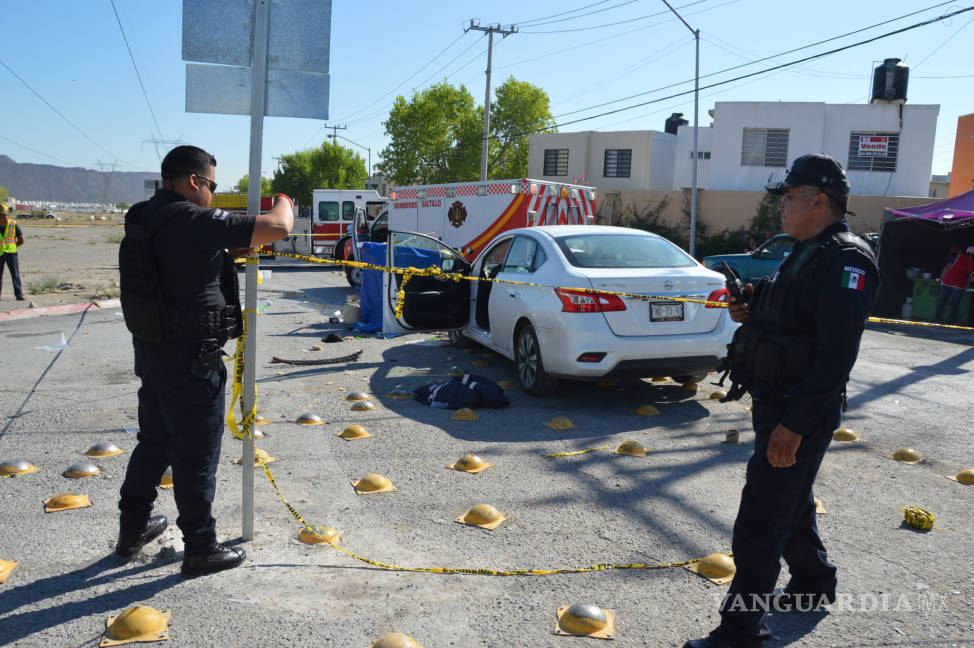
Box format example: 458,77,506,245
842,266,866,291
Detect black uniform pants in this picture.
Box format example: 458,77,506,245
715,397,840,647
118,338,227,556
0,252,23,299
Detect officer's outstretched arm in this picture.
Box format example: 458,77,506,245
251,194,295,245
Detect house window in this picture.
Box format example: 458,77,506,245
847,132,899,172
741,128,789,167
689,151,711,159
543,149,569,176
603,149,632,178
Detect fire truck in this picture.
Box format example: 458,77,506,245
344,178,596,286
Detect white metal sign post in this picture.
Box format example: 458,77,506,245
182,0,331,541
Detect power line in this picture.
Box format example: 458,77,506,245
551,0,960,120
519,0,709,33
0,58,133,168
507,5,974,139
109,0,165,158
909,13,974,70
514,0,639,28
0,134,72,165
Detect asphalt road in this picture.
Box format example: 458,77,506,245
0,261,972,647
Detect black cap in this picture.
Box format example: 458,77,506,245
765,153,850,199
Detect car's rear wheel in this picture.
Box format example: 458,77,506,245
515,324,558,396
448,328,471,348
673,373,708,384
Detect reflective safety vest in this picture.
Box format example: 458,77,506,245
1,219,17,253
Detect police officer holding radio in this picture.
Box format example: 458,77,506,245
684,154,879,648
115,145,294,576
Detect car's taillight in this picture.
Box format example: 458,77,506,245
705,288,730,308
555,287,627,313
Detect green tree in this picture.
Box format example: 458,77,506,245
376,78,555,185
748,193,782,243
487,77,556,179
235,174,272,196
376,81,481,185
270,143,366,205
0,186,8,202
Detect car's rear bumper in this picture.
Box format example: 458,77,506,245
535,311,736,380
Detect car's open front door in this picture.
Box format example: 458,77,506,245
382,231,471,333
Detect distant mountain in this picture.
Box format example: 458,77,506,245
0,155,159,204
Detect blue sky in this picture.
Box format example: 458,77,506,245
1,1,971,191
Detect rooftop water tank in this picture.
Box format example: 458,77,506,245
870,58,908,104
665,112,689,135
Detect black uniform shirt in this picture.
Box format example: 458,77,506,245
143,189,255,311
772,219,879,436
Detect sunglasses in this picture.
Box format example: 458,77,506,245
193,174,218,193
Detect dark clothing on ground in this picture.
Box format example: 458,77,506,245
118,189,254,555
715,220,878,647
0,252,23,300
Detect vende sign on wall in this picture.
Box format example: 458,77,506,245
858,135,889,157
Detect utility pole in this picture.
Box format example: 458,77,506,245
465,21,516,181
320,123,346,143
661,0,700,257
94,160,120,206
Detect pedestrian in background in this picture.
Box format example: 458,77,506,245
115,145,294,577
685,154,879,648
934,246,974,325
0,203,26,301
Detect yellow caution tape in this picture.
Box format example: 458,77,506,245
544,446,609,457
268,249,974,330
902,506,939,531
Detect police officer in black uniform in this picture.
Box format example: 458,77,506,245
114,145,294,576
684,154,879,648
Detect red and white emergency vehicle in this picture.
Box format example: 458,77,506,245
387,178,595,261
310,189,386,259
209,193,285,255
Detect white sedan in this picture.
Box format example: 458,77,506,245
381,225,738,395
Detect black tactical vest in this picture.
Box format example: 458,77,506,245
718,231,876,401
119,200,242,345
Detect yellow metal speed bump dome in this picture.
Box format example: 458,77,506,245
295,412,323,425
386,389,412,399
709,390,727,400
833,428,858,442
455,503,506,530
352,473,397,494
686,553,736,584
0,558,18,584
635,404,660,416
298,525,340,544
85,442,123,458
614,440,649,457
497,380,515,390
351,401,377,411
64,461,100,478
681,382,698,391
449,453,492,473
0,459,39,477
337,425,373,440
100,606,171,646
554,603,615,639
370,632,423,648
950,468,974,485
234,448,276,465
451,408,479,421
254,416,272,427
544,416,575,429
345,391,371,402
159,468,173,489
43,492,92,513
890,448,923,463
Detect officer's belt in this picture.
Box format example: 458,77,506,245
169,305,242,341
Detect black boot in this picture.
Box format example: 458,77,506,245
116,515,168,558
181,543,246,577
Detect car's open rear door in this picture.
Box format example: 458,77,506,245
382,231,471,333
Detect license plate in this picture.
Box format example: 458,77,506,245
650,301,684,322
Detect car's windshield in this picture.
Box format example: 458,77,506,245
554,233,695,268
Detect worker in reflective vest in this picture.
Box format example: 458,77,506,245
0,203,26,301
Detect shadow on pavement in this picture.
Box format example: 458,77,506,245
0,554,181,646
